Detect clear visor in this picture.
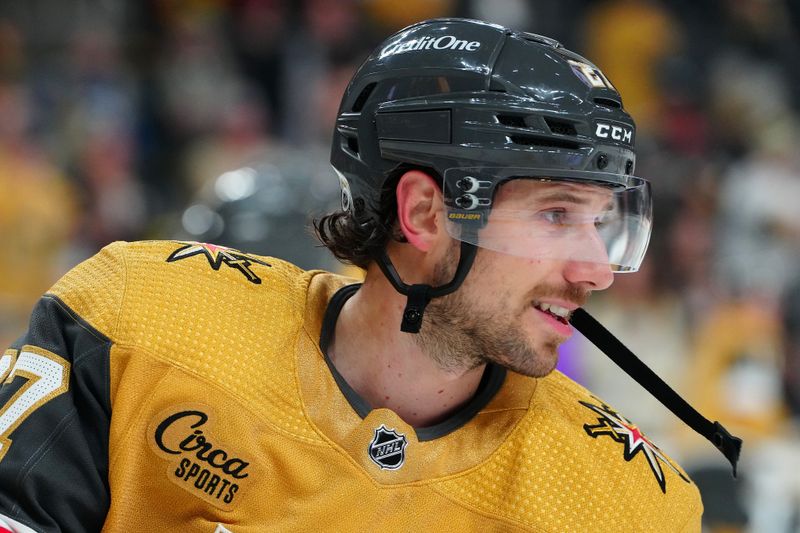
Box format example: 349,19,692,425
443,168,652,272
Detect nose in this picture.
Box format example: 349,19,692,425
563,259,614,290
563,226,614,290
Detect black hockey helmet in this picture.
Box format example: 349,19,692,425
331,18,652,331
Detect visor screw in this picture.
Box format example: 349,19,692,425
455,194,478,210
597,154,609,170
625,159,634,175
456,176,479,192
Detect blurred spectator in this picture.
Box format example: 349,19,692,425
155,4,247,140
363,0,454,32
0,80,77,348
686,301,787,447
64,27,147,250
715,118,800,302
679,295,793,532
183,88,272,195
226,0,290,137
460,0,533,32
782,278,800,418
279,0,366,144
582,0,681,132
664,162,723,326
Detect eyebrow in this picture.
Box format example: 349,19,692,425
537,191,615,211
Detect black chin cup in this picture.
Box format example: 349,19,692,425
377,241,477,333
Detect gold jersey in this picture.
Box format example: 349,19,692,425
0,241,702,532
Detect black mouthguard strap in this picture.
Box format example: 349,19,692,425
570,307,743,477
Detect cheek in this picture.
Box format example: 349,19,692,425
465,272,528,314
467,250,556,301
497,256,551,286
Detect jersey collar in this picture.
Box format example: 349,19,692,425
297,271,538,484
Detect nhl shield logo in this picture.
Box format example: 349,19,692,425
368,425,408,470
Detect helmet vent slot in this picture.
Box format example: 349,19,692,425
543,118,577,136
347,136,359,154
496,114,527,128
509,135,580,150
352,82,377,112
593,97,621,109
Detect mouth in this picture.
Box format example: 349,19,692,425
532,301,573,324
531,301,575,337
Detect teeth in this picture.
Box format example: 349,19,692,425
534,302,571,318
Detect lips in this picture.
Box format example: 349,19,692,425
533,301,572,323
531,301,575,337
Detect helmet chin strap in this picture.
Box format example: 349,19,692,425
377,241,477,333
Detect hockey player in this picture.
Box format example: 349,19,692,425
0,18,733,532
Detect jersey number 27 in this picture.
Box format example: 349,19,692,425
0,347,71,463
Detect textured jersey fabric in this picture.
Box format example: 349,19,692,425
0,240,702,532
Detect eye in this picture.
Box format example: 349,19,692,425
594,211,615,229
540,209,568,226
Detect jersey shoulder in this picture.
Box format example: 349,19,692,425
437,371,703,532
535,371,699,497
46,240,336,441
48,240,308,343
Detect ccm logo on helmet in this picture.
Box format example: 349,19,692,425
380,35,481,58
595,122,633,144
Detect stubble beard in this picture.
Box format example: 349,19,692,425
415,244,587,378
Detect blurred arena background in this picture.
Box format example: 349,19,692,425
1,0,799,530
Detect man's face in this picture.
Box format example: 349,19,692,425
419,179,615,377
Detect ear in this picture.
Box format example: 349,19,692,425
395,170,443,252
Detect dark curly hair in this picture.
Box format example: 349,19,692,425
314,166,438,269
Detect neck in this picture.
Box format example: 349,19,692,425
327,265,486,427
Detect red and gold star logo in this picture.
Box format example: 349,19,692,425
166,242,271,284
580,399,689,493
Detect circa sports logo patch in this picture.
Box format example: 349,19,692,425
147,405,252,510
580,399,689,493
368,425,407,470
166,241,271,284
